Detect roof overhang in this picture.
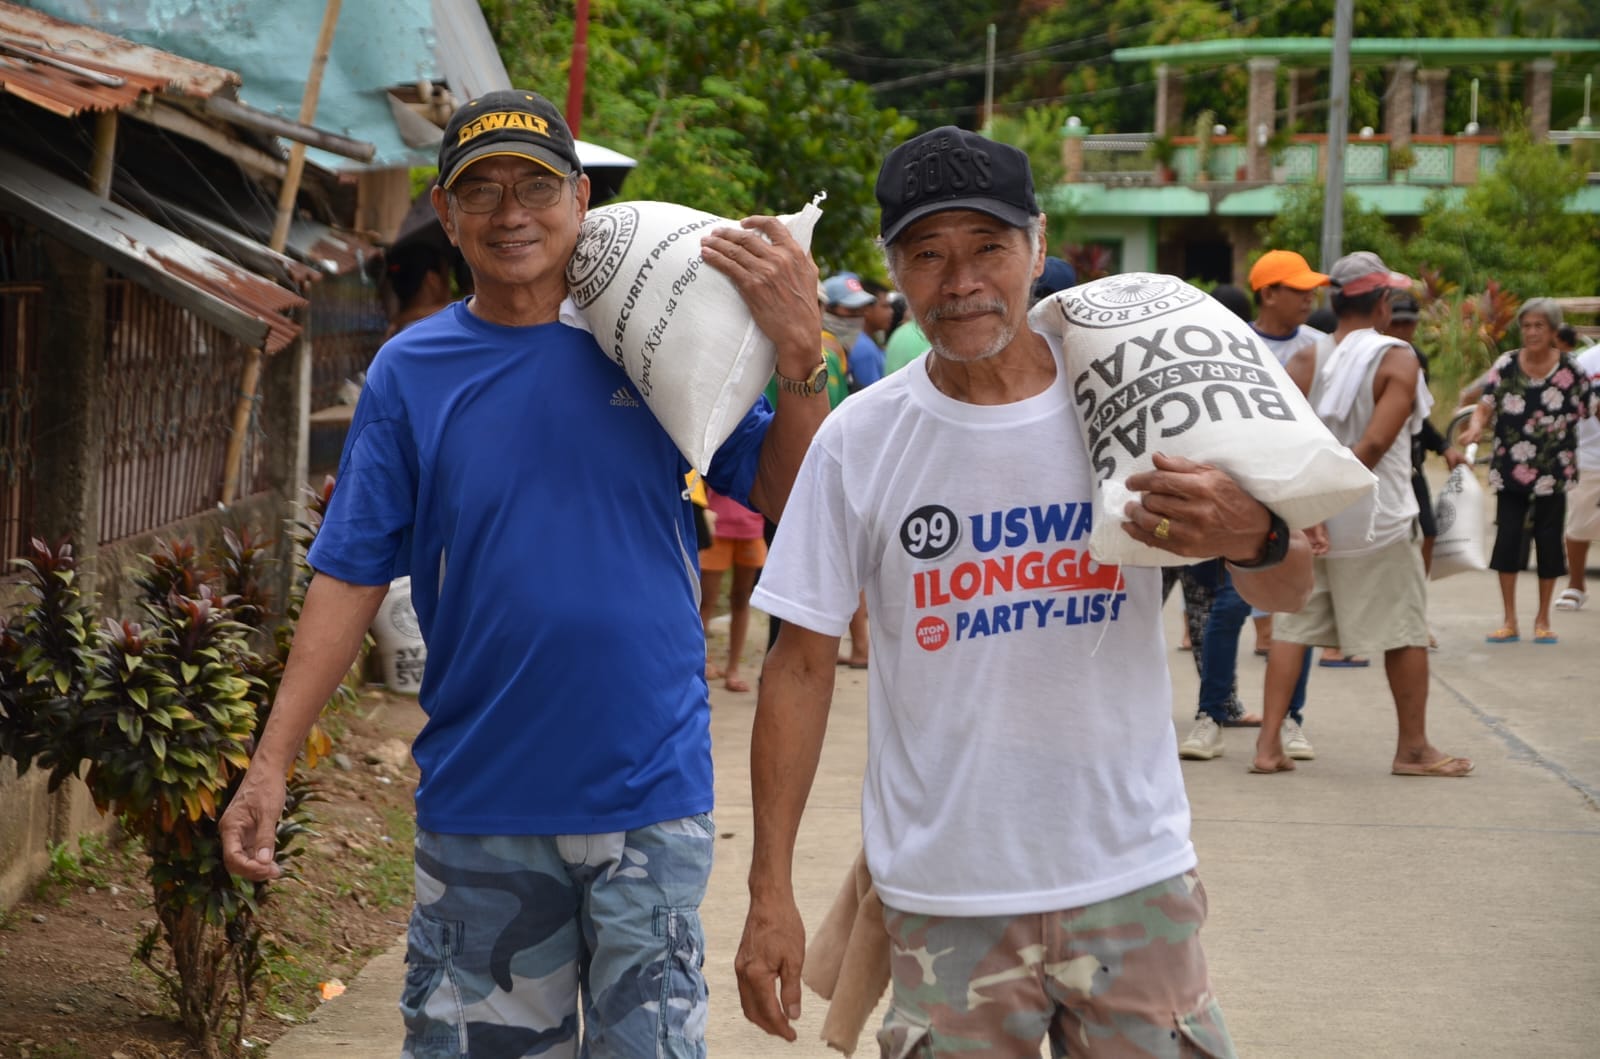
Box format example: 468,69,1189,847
1113,37,1600,69
0,0,236,113
0,147,304,352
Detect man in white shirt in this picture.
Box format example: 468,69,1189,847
1254,252,1473,778
734,126,1313,1058
1558,337,1600,611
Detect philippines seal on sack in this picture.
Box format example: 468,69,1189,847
567,195,825,472
1029,272,1377,566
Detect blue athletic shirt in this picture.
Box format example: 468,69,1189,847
308,300,770,834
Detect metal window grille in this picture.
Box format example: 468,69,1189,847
99,279,264,544
0,283,38,561
310,271,387,411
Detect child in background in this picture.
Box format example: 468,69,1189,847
700,488,767,692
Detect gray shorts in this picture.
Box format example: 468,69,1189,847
400,816,715,1058
1274,536,1429,656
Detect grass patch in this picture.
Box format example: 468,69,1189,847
32,833,121,904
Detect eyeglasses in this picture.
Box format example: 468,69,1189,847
451,175,569,214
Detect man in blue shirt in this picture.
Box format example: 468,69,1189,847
220,89,828,1057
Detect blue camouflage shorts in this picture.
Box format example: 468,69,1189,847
399,815,715,1058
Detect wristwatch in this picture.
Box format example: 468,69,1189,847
1228,511,1290,571
776,360,829,397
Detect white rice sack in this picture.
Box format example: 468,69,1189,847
1430,448,1487,579
567,195,825,473
1028,273,1377,567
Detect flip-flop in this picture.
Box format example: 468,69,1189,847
1533,628,1558,645
1555,589,1587,611
1391,755,1474,777
1484,627,1520,644
1318,656,1370,668
1220,715,1264,728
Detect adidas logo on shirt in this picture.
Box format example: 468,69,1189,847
610,387,641,408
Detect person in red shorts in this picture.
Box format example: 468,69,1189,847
701,487,768,692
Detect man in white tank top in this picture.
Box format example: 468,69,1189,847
735,126,1317,1058
1255,251,1474,778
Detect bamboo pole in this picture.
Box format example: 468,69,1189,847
222,0,342,504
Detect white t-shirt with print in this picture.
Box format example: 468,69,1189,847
1575,345,1600,473
752,339,1195,918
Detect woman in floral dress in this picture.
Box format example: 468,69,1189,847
1459,298,1594,644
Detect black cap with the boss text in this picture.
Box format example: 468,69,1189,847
438,90,583,189
877,126,1038,245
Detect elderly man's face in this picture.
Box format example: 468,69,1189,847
892,210,1042,364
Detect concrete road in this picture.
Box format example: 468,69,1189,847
268,564,1600,1058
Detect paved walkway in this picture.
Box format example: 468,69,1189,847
268,564,1600,1057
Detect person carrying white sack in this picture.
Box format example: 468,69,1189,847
1252,251,1474,778
736,125,1313,1059
220,88,831,1056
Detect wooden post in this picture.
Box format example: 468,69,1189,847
222,0,341,505
89,110,117,198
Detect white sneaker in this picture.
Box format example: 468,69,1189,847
1180,716,1224,760
1282,718,1315,760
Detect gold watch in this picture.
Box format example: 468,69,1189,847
776,360,829,397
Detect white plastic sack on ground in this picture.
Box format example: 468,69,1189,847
1431,448,1487,579
1028,273,1377,567
567,194,826,472
371,577,426,694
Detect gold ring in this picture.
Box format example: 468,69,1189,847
1154,517,1172,541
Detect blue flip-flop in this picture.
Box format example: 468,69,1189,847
1318,656,1370,668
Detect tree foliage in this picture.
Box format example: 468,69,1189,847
1253,183,1405,271
481,0,912,274
1405,131,1600,299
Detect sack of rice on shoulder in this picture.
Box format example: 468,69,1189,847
566,195,824,473
1028,273,1376,567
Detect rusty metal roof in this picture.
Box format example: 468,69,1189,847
0,147,303,353
0,0,236,116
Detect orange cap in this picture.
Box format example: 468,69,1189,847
1248,250,1330,291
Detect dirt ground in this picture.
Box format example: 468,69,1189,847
0,689,424,1059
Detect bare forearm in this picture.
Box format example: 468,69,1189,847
748,626,838,900
251,574,387,773
749,388,828,522
1232,531,1313,613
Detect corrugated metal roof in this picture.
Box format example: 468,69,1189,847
0,147,303,353
0,0,236,115
431,0,511,104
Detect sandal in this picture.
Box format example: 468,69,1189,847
1533,628,1558,645
1484,626,1519,644
1555,588,1587,611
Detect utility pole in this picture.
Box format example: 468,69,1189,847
567,0,590,138
983,23,996,133
1319,0,1353,272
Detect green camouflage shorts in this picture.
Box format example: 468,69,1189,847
877,871,1235,1058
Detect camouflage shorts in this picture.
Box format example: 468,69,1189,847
399,816,715,1058
877,871,1235,1059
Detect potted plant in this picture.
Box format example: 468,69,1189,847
1389,142,1417,182
1265,123,1296,180
1193,110,1215,183
1146,133,1178,184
